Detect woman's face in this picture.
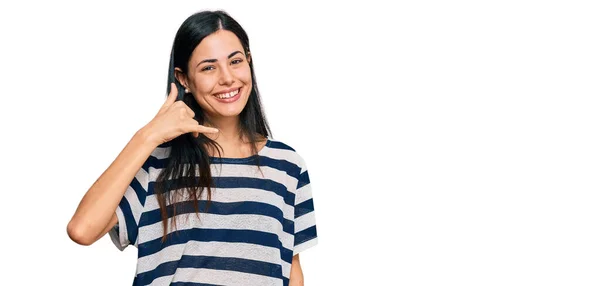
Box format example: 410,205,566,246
176,29,252,120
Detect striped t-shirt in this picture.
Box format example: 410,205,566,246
108,137,318,286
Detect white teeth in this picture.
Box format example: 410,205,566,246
215,89,239,99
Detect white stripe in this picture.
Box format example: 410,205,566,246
149,143,304,175
120,167,149,247
134,167,150,190
148,165,163,181
150,158,300,189
123,185,143,221
137,241,282,274
151,146,171,159
295,211,316,234
146,163,297,197
147,275,172,286
262,145,301,163
168,267,283,286
211,162,292,180
295,183,313,205
209,163,299,194
145,187,295,222
151,142,296,162
281,260,292,279
109,207,128,250
297,153,308,173
145,150,302,199
122,167,149,221
139,212,294,248
293,237,318,256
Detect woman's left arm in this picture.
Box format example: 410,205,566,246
289,254,304,286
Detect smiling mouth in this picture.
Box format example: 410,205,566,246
214,88,240,99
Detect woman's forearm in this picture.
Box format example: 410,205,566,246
66,128,158,245
290,254,304,286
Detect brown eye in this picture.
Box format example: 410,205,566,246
231,59,243,65
201,65,215,71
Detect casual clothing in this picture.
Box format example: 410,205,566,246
109,138,318,286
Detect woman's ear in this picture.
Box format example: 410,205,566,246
174,68,188,89
246,51,252,64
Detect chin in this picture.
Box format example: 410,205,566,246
219,105,246,117
221,110,243,117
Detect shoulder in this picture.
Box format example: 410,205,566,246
141,143,172,173
268,139,313,191
152,142,172,158
266,138,297,152
265,138,309,173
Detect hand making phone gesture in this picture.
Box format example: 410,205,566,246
66,83,218,246
144,83,219,145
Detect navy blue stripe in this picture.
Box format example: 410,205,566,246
141,155,153,173
117,197,138,245
145,140,303,175
145,152,169,170
137,255,283,285
160,139,293,152
147,176,295,207
294,225,317,246
281,246,293,264
209,156,260,164
179,255,283,279
212,177,292,206
268,140,296,152
129,176,147,207
294,199,314,219
208,156,301,178
261,156,302,179
195,156,302,181
143,156,303,198
296,170,310,189
212,176,285,189
138,228,288,258
147,181,156,199
139,200,293,235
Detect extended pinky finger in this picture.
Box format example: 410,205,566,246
198,125,219,134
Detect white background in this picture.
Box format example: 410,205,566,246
0,0,599,285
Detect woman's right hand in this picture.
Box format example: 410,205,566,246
143,83,219,146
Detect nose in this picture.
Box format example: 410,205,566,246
219,65,234,86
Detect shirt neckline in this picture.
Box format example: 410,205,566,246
209,138,271,163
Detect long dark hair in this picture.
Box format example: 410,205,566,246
155,10,272,242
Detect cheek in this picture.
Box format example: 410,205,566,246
235,66,253,85
193,76,218,94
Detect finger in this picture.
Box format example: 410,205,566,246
183,120,218,135
161,83,178,110
187,122,219,134
198,125,220,134
184,105,195,118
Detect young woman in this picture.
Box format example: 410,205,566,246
67,10,318,286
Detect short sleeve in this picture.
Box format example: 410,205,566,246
108,163,150,251
293,156,318,255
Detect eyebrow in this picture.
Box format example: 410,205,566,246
196,51,243,67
